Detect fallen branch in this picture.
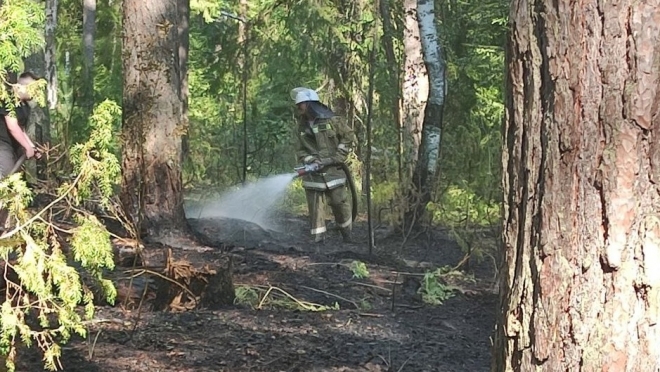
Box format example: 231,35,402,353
258,285,337,312
348,281,391,293
299,285,359,309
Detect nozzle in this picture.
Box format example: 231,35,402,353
294,162,321,177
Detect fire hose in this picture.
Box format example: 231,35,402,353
9,153,27,176
294,160,358,222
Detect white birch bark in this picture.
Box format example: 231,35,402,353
45,0,57,111
416,0,446,175
403,0,428,172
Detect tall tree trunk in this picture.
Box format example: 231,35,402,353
82,0,95,121
379,0,404,182
402,0,427,177
493,0,660,370
409,0,446,215
23,52,50,180
45,0,57,115
179,0,190,165
238,0,249,183
121,0,187,238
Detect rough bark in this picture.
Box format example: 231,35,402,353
82,0,96,120
121,0,188,238
411,0,446,198
493,0,660,371
402,0,427,176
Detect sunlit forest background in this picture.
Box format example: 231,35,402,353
38,0,506,231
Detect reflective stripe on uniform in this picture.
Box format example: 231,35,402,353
339,218,352,228
311,226,327,235
302,178,346,190
311,123,333,134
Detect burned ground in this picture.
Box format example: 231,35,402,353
15,213,498,372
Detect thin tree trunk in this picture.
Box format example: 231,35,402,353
379,0,403,183
82,0,96,120
493,0,660,370
121,0,188,238
402,0,427,177
238,0,249,183
411,0,446,200
45,0,57,115
23,52,50,180
179,0,190,165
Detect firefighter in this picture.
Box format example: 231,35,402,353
291,87,357,243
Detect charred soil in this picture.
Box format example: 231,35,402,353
14,213,498,372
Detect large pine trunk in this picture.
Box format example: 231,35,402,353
121,0,188,238
493,0,660,370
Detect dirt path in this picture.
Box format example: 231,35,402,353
15,214,498,372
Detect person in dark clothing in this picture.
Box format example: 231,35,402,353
0,72,40,177
0,72,41,230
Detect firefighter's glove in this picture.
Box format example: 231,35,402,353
303,155,320,165
336,143,350,161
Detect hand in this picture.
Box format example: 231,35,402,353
34,149,42,160
303,155,319,165
24,146,35,159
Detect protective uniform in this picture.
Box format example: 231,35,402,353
291,87,357,243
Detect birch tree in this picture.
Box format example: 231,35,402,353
45,0,57,113
493,0,660,370
407,0,446,221
402,0,428,176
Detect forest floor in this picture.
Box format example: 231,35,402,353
15,211,499,372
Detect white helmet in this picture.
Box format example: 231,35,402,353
290,87,320,104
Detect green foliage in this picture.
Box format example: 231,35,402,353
418,269,455,306
0,0,46,116
0,66,119,372
434,0,507,224
0,141,118,372
427,186,499,227
349,261,369,279
68,100,122,205
233,285,260,307
0,0,45,73
234,285,339,312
